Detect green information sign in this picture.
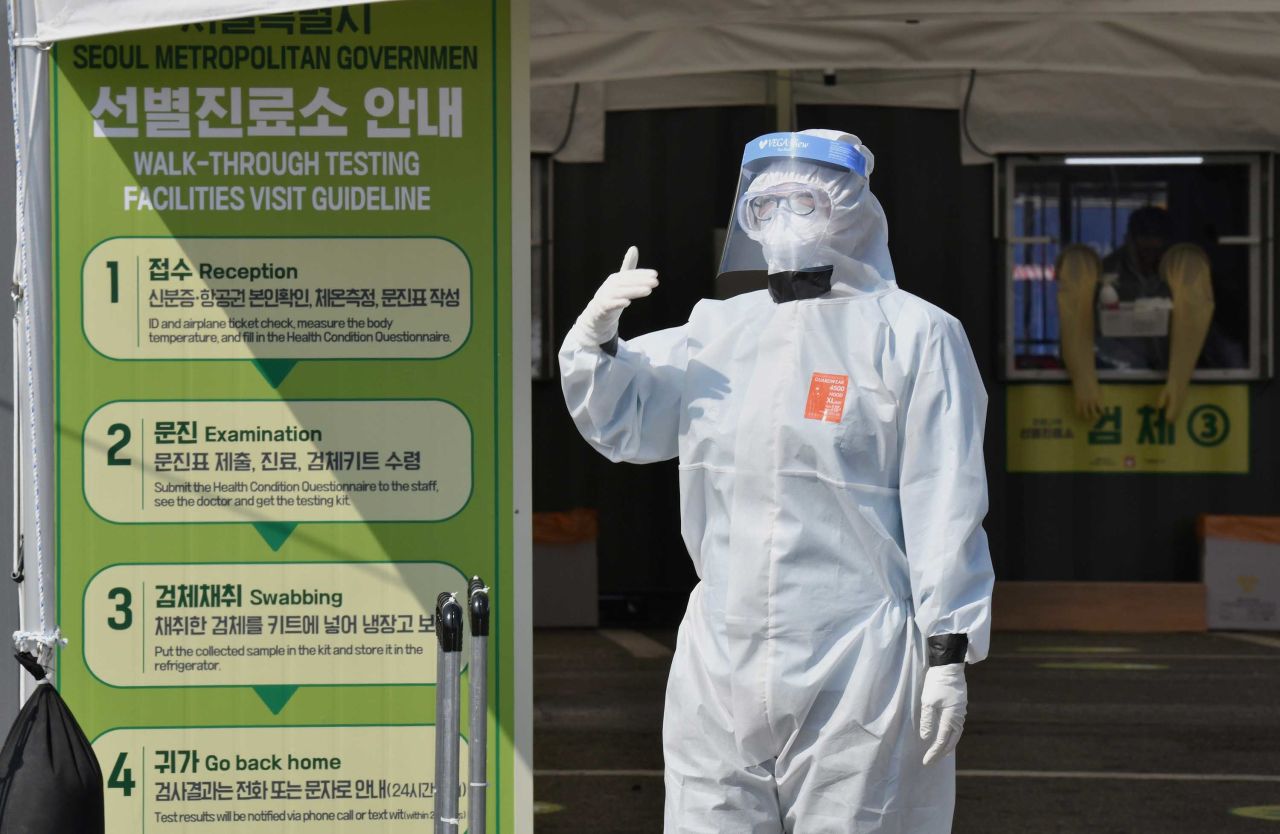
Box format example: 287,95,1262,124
51,1,520,830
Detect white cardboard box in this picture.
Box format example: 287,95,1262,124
1202,517,1280,631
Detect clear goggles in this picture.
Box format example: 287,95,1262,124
736,184,832,234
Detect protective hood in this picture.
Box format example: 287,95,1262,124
719,129,897,296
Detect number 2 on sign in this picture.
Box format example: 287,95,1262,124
106,423,132,466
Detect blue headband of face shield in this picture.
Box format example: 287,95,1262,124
741,132,867,177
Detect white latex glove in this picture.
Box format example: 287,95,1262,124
920,664,968,765
572,246,659,348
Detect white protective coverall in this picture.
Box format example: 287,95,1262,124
559,130,993,834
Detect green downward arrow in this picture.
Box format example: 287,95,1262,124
252,359,298,388
252,685,299,715
253,522,297,551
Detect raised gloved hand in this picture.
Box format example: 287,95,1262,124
920,663,968,765
572,246,659,348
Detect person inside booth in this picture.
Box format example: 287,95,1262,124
1057,206,1215,420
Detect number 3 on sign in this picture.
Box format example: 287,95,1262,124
1187,404,1230,448
107,587,133,631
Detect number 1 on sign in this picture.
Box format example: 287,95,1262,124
107,260,119,303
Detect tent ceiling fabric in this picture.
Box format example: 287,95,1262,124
26,1,1280,158
531,6,1280,88
32,0,396,42
529,2,1280,161
531,82,604,161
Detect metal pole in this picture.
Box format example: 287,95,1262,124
467,576,490,834
434,592,463,834
772,70,795,132
11,316,22,588
10,312,23,710
11,315,23,645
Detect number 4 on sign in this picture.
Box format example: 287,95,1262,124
108,752,136,796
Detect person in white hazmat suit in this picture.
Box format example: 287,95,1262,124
559,129,994,833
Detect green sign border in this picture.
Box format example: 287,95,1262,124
51,0,517,827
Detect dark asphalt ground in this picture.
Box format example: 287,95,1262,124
533,629,1280,833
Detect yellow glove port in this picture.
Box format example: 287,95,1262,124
1158,243,1215,421
1055,244,1103,420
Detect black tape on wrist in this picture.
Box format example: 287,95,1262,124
927,633,968,667
600,336,619,356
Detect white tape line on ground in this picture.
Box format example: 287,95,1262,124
1213,632,1280,652
992,653,1280,661
959,770,1280,783
537,770,663,778
534,769,1280,783
599,629,673,659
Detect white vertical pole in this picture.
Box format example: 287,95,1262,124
509,0,534,828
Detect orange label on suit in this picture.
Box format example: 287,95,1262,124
804,373,848,422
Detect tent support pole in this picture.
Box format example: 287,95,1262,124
772,71,795,132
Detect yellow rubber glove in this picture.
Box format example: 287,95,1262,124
1157,243,1214,421
1055,244,1104,421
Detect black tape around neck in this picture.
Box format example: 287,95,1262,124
767,266,834,303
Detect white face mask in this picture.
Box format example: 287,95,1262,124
740,184,833,272
759,225,827,271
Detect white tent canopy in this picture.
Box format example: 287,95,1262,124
18,0,1280,160
526,1,1280,161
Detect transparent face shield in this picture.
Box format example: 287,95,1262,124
718,132,868,278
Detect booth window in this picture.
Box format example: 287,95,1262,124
1003,155,1271,380
531,154,555,379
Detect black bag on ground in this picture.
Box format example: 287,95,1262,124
0,653,104,833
